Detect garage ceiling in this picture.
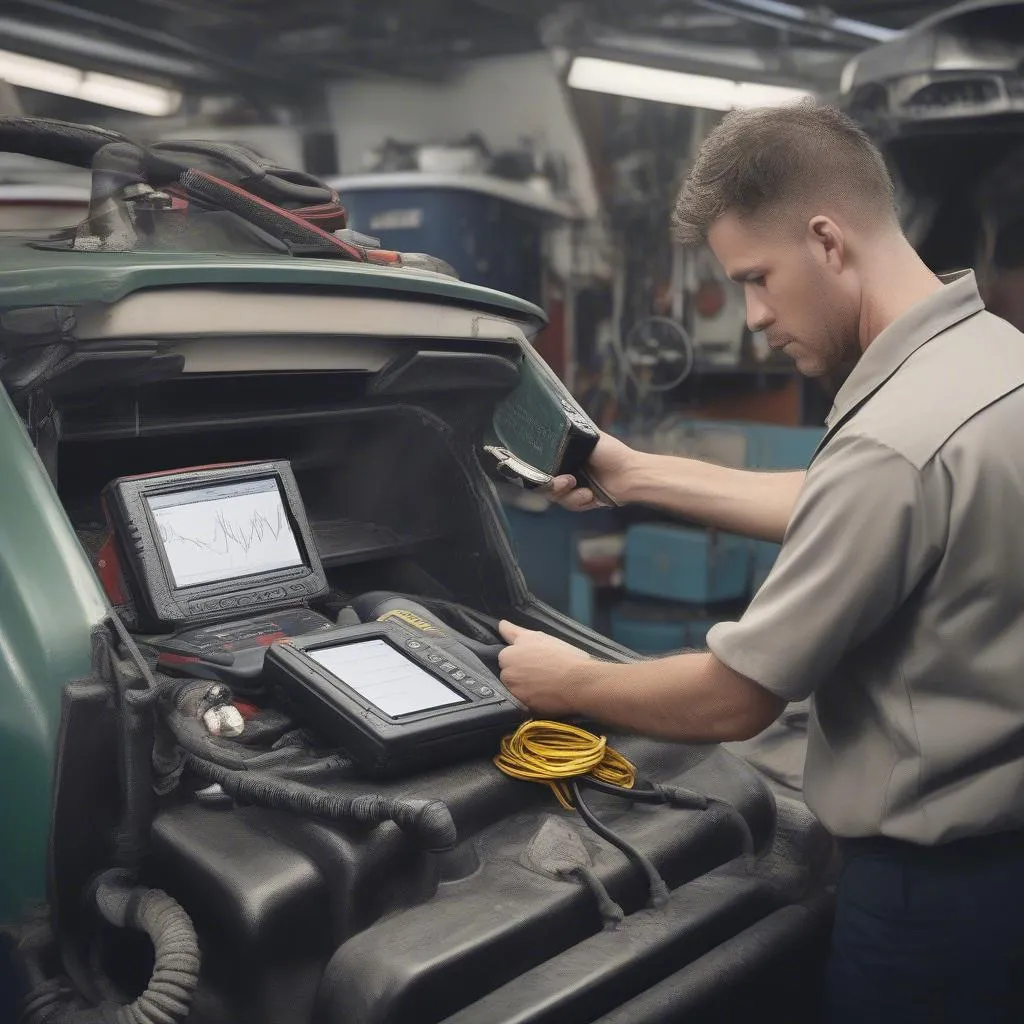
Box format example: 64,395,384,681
0,0,952,103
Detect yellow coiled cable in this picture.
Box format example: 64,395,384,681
493,719,637,810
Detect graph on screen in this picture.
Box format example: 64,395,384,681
148,478,304,588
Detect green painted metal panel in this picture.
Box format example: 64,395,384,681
0,241,546,326
0,232,544,924
0,388,108,921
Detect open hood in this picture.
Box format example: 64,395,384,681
0,116,598,497
0,241,595,497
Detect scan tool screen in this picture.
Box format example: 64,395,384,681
147,477,305,589
309,638,468,718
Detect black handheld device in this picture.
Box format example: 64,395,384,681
487,343,617,505
263,620,527,777
100,460,328,632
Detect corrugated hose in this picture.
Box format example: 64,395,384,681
18,871,199,1024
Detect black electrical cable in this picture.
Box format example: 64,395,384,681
109,616,456,853
580,776,709,810
494,721,693,908
180,752,457,853
569,781,671,908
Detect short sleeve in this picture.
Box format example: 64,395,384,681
706,434,946,702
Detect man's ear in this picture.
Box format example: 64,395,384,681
807,215,846,273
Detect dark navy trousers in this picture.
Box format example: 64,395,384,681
822,831,1024,1023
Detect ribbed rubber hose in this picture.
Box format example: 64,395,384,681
0,117,126,167
19,874,199,1024
182,752,458,852
160,700,455,851
93,874,199,1024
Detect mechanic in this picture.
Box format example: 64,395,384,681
497,100,1024,1023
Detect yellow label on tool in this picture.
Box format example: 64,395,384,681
378,609,445,635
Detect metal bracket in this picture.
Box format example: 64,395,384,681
483,445,553,490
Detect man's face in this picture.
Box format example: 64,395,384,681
706,212,861,378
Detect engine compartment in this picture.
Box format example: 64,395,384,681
62,405,503,611
35,373,833,1024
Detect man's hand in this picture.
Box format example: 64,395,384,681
548,431,637,512
498,621,784,743
497,620,592,716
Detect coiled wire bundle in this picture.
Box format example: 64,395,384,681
494,719,712,908
493,720,636,810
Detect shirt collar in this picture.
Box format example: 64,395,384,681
825,269,985,430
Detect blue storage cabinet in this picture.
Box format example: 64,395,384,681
328,172,576,306
609,602,725,654
568,570,595,628
686,617,719,648
742,424,823,590
624,524,750,604
610,610,688,654
751,541,781,594
746,424,823,470
500,498,618,616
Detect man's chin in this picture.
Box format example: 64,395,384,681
796,363,828,379
789,353,827,378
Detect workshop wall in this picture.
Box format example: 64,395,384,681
326,52,602,219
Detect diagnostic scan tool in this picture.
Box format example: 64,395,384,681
99,461,328,633
486,343,616,505
264,619,526,776
98,460,525,776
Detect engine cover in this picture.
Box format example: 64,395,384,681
146,733,827,1024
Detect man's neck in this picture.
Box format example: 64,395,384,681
857,234,943,353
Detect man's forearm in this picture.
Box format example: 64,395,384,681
563,651,784,743
618,452,804,543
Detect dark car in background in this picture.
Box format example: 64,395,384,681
841,0,1024,328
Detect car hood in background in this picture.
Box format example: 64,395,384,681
840,0,1024,128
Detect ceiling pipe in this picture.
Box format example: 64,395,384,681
7,0,278,82
0,16,217,81
715,0,900,43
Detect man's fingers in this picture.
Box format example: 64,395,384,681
548,475,577,497
498,619,524,644
562,488,596,511
547,474,603,512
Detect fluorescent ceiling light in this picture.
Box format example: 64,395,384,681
0,48,181,116
568,55,812,112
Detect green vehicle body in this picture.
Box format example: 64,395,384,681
0,238,548,924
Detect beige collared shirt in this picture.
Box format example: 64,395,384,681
707,270,1024,844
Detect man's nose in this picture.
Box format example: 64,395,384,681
745,294,773,333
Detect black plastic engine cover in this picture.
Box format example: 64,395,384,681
150,735,785,1024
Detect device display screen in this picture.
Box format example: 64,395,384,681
147,477,305,589
308,639,467,718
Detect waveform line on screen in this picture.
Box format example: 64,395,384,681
157,504,290,558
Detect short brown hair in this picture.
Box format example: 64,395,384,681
672,99,896,245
